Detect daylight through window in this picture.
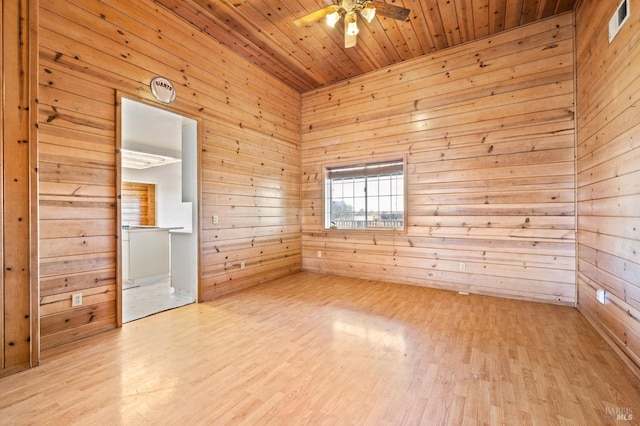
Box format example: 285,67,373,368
324,159,404,230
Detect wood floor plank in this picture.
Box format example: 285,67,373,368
0,272,639,424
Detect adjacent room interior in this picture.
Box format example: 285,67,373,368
1,0,639,423
120,97,199,322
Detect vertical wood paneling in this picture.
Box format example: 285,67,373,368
2,0,31,372
1,0,37,377
0,0,4,374
301,13,576,305
1,0,4,376
576,0,640,370
37,0,301,350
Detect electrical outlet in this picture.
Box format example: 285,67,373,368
213,215,219,224
71,292,82,307
317,251,322,258
459,262,466,271
240,261,245,270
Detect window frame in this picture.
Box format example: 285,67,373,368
322,156,407,232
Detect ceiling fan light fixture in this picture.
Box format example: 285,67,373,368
346,12,359,36
326,11,341,28
360,6,376,23
293,0,410,49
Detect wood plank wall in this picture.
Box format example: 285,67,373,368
575,0,640,370
301,13,577,305
1,0,38,377
121,182,156,226
37,0,301,350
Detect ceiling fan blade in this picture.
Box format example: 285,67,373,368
294,5,340,26
370,0,410,21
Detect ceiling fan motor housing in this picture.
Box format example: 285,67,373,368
341,0,373,12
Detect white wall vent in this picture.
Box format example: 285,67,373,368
609,0,630,43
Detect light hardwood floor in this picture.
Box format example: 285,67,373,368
1,272,639,425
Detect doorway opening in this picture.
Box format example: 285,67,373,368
118,97,199,323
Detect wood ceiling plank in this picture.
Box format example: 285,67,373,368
520,0,539,24
256,0,367,80
344,26,389,70
292,20,376,80
555,0,575,13
404,0,437,54
285,0,398,81
193,0,340,84
258,0,364,78
454,0,476,44
472,0,490,38
489,0,507,34
155,0,318,91
538,0,559,19
438,0,463,46
504,0,524,30
395,18,425,57
423,0,450,50
156,0,576,91
373,0,414,60
366,15,409,63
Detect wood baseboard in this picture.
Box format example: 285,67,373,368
578,306,640,379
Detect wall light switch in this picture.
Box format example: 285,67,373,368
213,215,219,224
596,289,606,304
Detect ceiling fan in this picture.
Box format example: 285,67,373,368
294,0,410,48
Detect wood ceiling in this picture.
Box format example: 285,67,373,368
155,0,576,93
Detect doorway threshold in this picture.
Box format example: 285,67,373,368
123,277,194,323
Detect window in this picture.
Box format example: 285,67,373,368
324,159,405,230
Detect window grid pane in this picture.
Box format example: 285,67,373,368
326,160,404,230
